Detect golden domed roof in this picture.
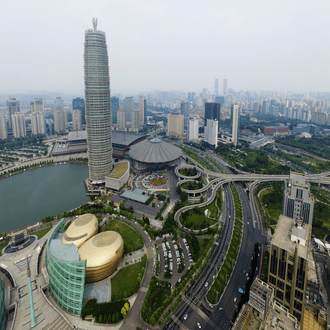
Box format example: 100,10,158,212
78,231,124,268
61,213,98,248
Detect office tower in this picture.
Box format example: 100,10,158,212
72,98,85,125
54,97,64,111
123,96,134,121
268,214,312,325
54,111,66,133
7,98,20,128
30,99,44,114
214,79,219,96
12,113,26,138
0,114,7,139
131,110,140,131
262,101,269,114
45,119,54,136
180,100,189,131
230,104,240,146
139,97,147,126
31,113,45,134
188,116,199,141
84,18,113,183
188,92,195,104
72,110,82,131
215,96,225,107
204,119,218,149
167,113,184,138
204,102,220,129
223,79,227,96
282,173,314,226
117,108,126,131
111,96,119,124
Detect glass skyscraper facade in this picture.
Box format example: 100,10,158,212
111,96,119,124
72,97,86,125
84,19,113,183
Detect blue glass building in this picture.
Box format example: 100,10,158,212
111,97,119,124
72,98,86,125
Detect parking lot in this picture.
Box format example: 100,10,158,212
155,235,193,284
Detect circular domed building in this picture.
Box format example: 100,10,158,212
78,231,124,283
61,214,98,248
129,137,182,170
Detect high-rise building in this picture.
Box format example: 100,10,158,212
223,79,227,96
123,97,134,121
7,98,20,128
214,79,219,96
282,173,314,226
204,102,220,129
117,108,126,131
167,113,184,138
31,99,44,114
139,97,147,126
230,104,240,146
188,92,195,104
188,116,199,141
12,113,26,138
54,111,66,133
72,98,85,125
180,101,189,131
31,113,46,135
131,110,140,131
204,119,218,149
268,214,312,325
0,114,7,140
111,97,119,124
54,97,64,111
84,18,113,184
72,110,82,131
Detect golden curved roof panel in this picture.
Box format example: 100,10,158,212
78,231,124,268
61,213,98,248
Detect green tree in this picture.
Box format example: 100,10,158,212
99,314,103,323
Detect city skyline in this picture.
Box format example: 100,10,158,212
1,0,330,93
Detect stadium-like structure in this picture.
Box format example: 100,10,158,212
129,137,182,170
46,214,124,315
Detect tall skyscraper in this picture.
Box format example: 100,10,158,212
180,101,189,131
223,79,227,96
282,173,314,226
204,102,220,129
123,97,134,121
111,96,119,124
0,114,7,140
31,99,44,114
84,18,113,184
72,110,82,131
139,97,147,126
188,116,199,141
131,110,140,131
230,104,240,146
54,97,64,111
72,98,85,125
31,113,46,135
12,113,26,138
7,98,20,128
167,113,184,138
54,111,66,133
215,96,225,107
117,108,126,131
204,119,218,149
268,214,311,325
214,79,219,96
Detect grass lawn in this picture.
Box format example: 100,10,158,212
259,189,282,226
182,181,202,190
180,211,217,230
150,177,167,186
102,220,144,253
111,259,146,300
196,238,210,261
144,282,171,318
33,226,52,239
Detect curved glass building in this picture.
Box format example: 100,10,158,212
84,18,113,184
0,278,6,330
46,219,86,315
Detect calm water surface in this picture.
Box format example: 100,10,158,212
0,164,89,233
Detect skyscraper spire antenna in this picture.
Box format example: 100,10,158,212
92,17,98,31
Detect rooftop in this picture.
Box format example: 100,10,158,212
272,215,311,260
121,188,149,203
108,161,128,179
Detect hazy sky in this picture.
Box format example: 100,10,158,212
1,0,330,94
